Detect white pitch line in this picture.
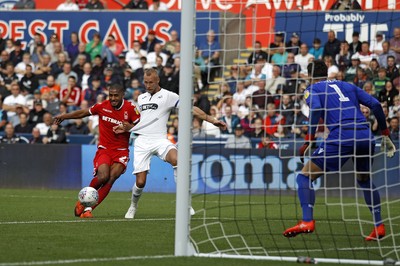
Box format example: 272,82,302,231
268,245,399,254
0,254,175,266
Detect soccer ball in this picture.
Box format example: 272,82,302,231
78,187,99,207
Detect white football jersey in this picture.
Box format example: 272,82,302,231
131,88,179,137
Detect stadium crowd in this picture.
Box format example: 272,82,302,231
0,2,399,148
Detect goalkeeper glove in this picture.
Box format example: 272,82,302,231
299,134,316,163
380,129,396,158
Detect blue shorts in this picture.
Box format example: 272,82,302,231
311,138,375,172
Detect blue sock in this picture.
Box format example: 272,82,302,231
297,174,315,222
357,179,382,226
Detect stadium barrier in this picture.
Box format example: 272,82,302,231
1,142,398,196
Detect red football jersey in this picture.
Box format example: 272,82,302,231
89,100,140,150
60,86,82,107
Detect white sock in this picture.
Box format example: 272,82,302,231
131,183,143,206
173,166,177,183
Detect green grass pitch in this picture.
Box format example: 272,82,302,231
0,189,398,266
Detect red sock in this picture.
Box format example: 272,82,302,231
93,183,112,210
89,177,102,189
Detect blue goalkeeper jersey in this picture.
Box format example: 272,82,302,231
304,80,385,141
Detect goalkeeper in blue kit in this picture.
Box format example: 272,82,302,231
283,60,396,240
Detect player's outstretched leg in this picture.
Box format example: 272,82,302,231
125,183,143,219
75,176,103,217
283,173,316,237
357,178,385,240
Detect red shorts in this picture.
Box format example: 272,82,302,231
93,148,130,176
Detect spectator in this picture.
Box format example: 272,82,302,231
224,124,251,149
193,87,211,115
198,29,221,80
336,70,345,81
73,43,91,66
31,41,46,65
238,102,258,130
335,40,351,72
26,33,42,55
386,55,400,82
324,55,339,79
147,43,168,67
105,34,123,58
370,31,385,55
56,62,78,89
271,43,288,66
0,50,10,73
249,117,265,138
0,99,8,131
35,112,52,135
389,95,400,118
19,64,38,95
50,42,69,65
372,67,390,93
353,41,376,68
244,63,265,88
363,81,377,98
251,80,273,110
368,58,380,80
2,83,28,122
85,32,102,62
44,90,60,116
113,53,131,79
66,32,80,63
286,102,308,138
163,30,179,56
353,68,369,89
389,27,400,65
265,65,286,95
149,0,168,10
345,54,361,82
28,99,47,126
0,123,27,144
309,38,324,60
141,29,160,53
126,40,147,71
26,89,47,110
103,64,121,86
43,124,67,144
378,41,396,68
134,59,148,85
323,30,341,59
286,32,302,55
45,33,59,57
0,30,5,53
280,94,294,122
9,40,23,66
159,62,178,94
91,55,104,78
388,117,399,140
83,75,105,106
255,53,273,79
264,103,285,135
29,127,43,144
247,41,269,65
269,31,285,57
123,0,148,9
232,80,248,106
1,62,18,96
68,118,90,135
256,134,278,149
50,52,68,78
330,0,361,10
40,75,61,96
295,43,314,77
15,52,34,81
349,31,362,55
34,53,52,82
85,0,105,9
282,52,301,78
60,76,81,111
378,80,399,107
57,0,79,10
219,105,240,134
13,0,36,8
73,54,87,79
122,67,134,91
192,116,206,138
4,39,14,54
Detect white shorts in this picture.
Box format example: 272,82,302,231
133,135,176,174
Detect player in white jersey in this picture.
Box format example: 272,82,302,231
113,68,226,219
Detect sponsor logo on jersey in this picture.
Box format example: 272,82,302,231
318,148,324,154
140,103,159,111
102,108,113,113
304,90,310,100
124,111,128,120
101,115,122,125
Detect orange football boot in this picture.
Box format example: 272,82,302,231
365,224,385,241
74,201,85,217
283,220,315,238
80,209,93,218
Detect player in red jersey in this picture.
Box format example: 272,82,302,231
54,83,140,218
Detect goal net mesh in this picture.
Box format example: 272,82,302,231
188,1,400,263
